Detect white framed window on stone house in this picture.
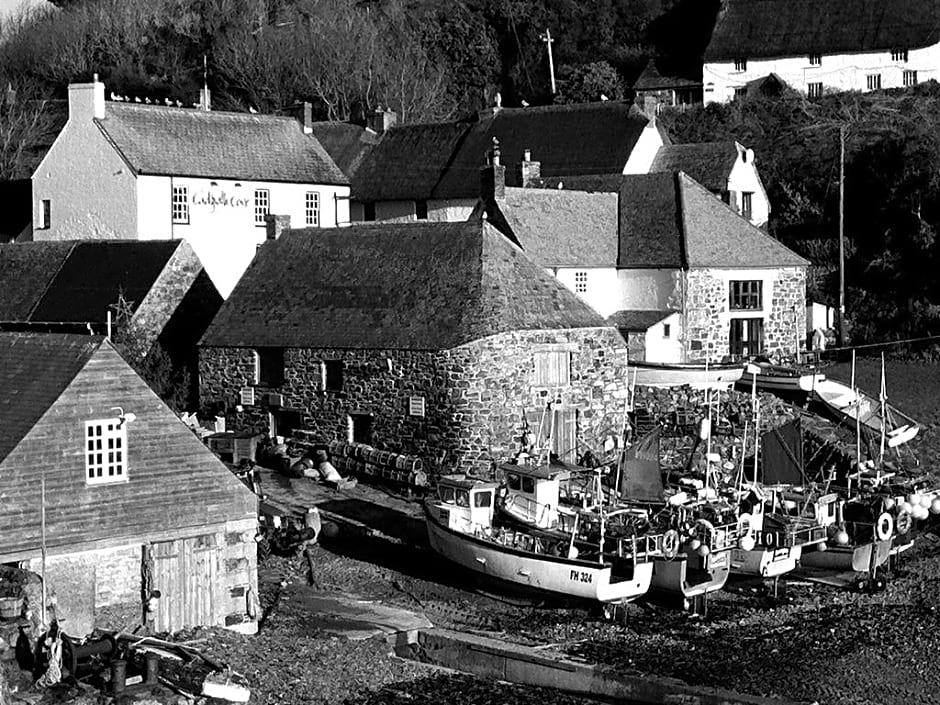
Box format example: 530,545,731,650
904,70,918,87
867,74,882,91
172,186,189,224
729,280,762,311
807,82,823,99
85,418,127,485
254,189,270,226
534,348,571,387
305,191,320,227
254,348,284,386
574,271,588,294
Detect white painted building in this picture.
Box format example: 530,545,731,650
703,0,940,104
32,78,350,297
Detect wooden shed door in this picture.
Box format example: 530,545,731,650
552,408,578,464
150,535,218,632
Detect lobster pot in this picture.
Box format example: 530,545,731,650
393,455,424,472
331,456,353,473
327,440,347,457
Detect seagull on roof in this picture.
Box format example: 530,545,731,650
134,96,142,103
164,97,172,106
600,93,609,101
521,100,529,107
248,105,258,114
110,91,121,101
144,97,152,104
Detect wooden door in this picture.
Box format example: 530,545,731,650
150,534,218,632
552,407,578,464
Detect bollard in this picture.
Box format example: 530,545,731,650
111,658,127,694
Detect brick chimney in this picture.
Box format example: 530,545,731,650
367,106,397,134
265,214,291,241
514,149,541,188
68,73,106,120
480,137,506,202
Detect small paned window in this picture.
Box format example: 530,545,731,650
38,199,51,229
321,360,344,392
741,192,753,221
254,348,284,386
730,280,762,311
663,323,671,339
734,58,747,71
172,186,189,224
85,419,127,485
904,70,918,87
305,191,320,227
808,54,821,66
891,49,909,62
348,413,372,444
734,87,748,100
867,74,882,91
574,271,588,294
534,350,570,386
254,189,270,225
807,82,823,99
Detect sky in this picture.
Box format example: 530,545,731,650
0,0,47,20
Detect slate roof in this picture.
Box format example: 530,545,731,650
97,103,348,184
633,60,702,91
607,310,677,331
534,174,623,192
309,122,380,178
353,102,659,202
648,142,741,192
0,333,101,464
618,172,808,269
484,187,619,267
0,240,181,324
705,0,940,61
201,221,609,350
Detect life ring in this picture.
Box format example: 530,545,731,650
875,512,894,541
692,518,716,546
662,529,680,560
895,510,912,536
736,512,753,537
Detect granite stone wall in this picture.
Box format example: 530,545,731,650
684,267,807,362
199,326,632,477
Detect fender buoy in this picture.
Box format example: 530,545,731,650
693,518,716,547
662,529,680,560
875,512,894,541
895,510,912,535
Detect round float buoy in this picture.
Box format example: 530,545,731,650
875,512,894,541
738,534,756,552
696,544,710,558
687,538,702,552
931,498,940,515
835,530,850,546
896,510,913,535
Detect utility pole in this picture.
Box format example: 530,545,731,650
540,28,556,95
838,124,846,348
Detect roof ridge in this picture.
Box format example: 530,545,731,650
106,102,301,123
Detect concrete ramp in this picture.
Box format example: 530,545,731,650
285,585,432,640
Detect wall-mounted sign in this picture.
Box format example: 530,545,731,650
408,396,426,417
240,387,255,406
192,188,251,213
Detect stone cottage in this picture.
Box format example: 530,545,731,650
199,220,634,474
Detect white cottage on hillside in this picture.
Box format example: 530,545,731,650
703,0,940,104
31,78,350,296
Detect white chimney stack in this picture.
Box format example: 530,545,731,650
68,73,106,120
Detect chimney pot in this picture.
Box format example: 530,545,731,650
68,77,106,120
367,106,397,133
515,148,541,188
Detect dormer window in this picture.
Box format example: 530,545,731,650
891,49,909,62
734,58,747,72
808,53,821,66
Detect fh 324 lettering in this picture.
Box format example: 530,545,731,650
569,569,592,583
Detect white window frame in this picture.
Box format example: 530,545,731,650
305,191,320,227
734,58,747,72
903,70,918,87
38,199,51,229
172,186,189,224
891,49,909,62
866,73,882,91
808,53,821,66
85,418,128,485
254,189,270,226
573,270,588,294
807,82,823,99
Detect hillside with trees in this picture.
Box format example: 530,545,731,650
1,0,938,349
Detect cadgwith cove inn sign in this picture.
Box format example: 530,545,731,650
191,187,251,213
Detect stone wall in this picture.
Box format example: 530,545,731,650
199,326,632,477
684,267,807,362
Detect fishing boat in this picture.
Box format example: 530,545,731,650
625,360,744,390
424,473,661,604
736,360,826,401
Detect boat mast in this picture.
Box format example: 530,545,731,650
878,352,887,473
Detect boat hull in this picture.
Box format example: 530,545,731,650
810,379,920,446
800,539,892,573
424,505,653,603
627,361,744,390
730,545,802,578
650,549,730,598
